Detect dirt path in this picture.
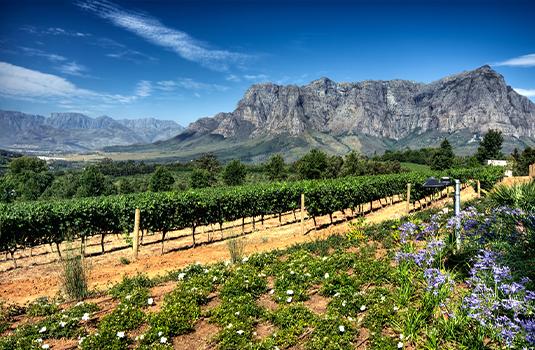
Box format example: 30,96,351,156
0,187,476,305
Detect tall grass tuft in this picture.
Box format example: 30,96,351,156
227,238,245,264
60,244,90,300
489,180,535,211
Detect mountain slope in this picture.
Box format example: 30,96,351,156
0,111,184,153
116,65,533,161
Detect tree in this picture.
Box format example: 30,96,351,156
76,166,115,198
222,160,247,186
296,149,328,180
325,155,344,178
149,166,175,192
4,156,53,201
341,151,364,176
431,139,454,170
8,156,48,174
476,129,504,164
194,153,221,173
513,147,535,176
264,154,286,181
40,173,81,199
190,168,213,189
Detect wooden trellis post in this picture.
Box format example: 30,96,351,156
300,193,305,235
132,208,140,260
406,183,411,214
477,180,481,198
529,163,535,178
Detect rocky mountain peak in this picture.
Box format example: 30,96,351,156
183,66,535,141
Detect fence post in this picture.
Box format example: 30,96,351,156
406,183,411,214
132,208,140,260
530,164,535,178
300,193,305,235
477,180,481,198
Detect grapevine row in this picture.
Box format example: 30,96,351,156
0,167,503,256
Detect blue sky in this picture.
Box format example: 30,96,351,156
0,0,534,126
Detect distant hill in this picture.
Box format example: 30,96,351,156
0,111,184,153
111,65,535,161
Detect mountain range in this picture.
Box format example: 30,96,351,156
2,65,534,160
0,111,184,153
111,65,535,161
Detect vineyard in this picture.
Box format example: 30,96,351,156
1,178,533,349
0,167,503,260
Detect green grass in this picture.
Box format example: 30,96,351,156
400,162,431,172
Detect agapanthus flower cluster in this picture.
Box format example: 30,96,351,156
423,268,452,296
395,239,445,268
398,222,420,243
463,249,535,347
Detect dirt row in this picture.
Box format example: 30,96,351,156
0,187,477,305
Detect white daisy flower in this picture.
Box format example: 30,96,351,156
360,305,366,311
36,338,43,343
39,326,47,333
324,273,330,279
178,272,186,280
160,337,167,343
397,342,404,348
286,290,294,295
158,331,163,336
59,321,66,327
81,313,90,321
147,298,154,305
286,297,293,303
116,331,125,338
236,330,245,335
41,344,49,349
338,325,345,332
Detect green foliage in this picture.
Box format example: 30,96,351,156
264,154,286,181
476,129,504,164
149,166,175,192
512,146,535,176
194,153,221,173
59,249,89,300
222,160,247,186
76,166,116,198
189,168,214,188
488,180,535,211
8,156,48,174
0,167,504,257
430,139,454,170
26,297,59,317
296,149,329,179
227,238,245,264
109,274,154,300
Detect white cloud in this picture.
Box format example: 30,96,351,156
57,61,88,76
155,78,228,92
226,74,241,82
77,0,250,71
19,47,67,63
135,80,152,97
0,61,149,105
0,61,90,99
514,88,535,97
156,80,177,91
21,25,92,37
495,53,535,67
243,74,269,81
96,37,157,63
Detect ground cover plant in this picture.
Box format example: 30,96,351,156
1,180,533,349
